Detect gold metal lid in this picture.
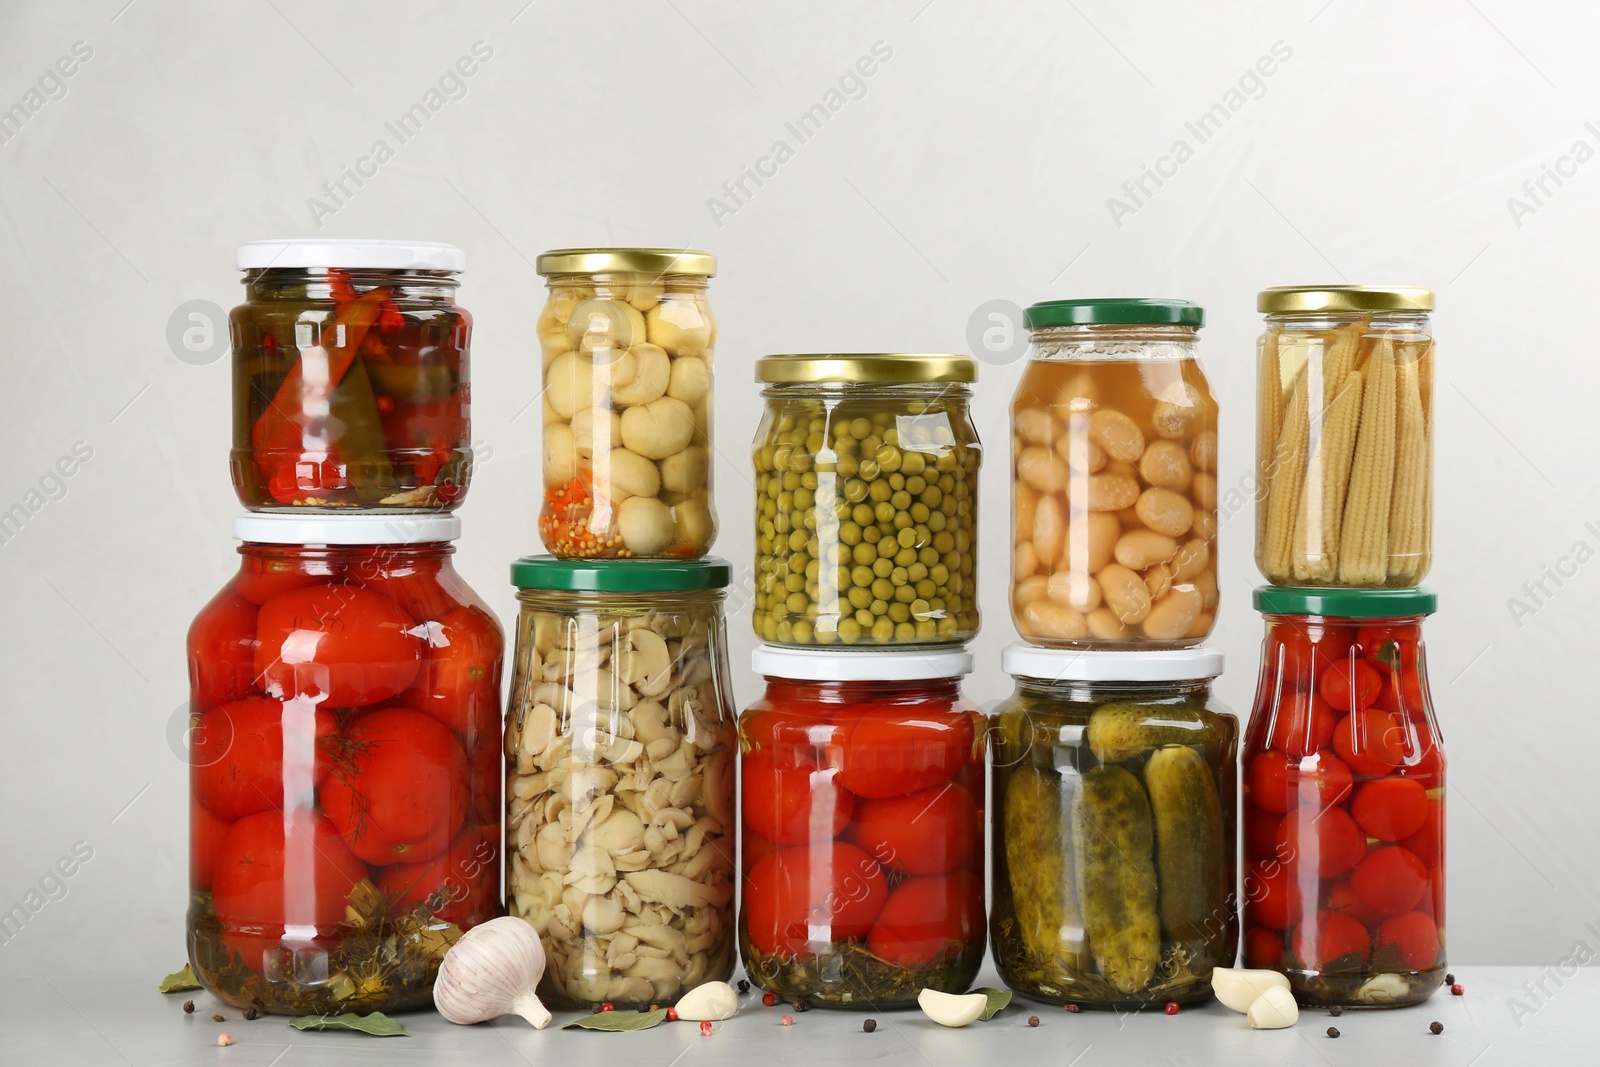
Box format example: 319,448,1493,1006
536,247,716,277
756,353,978,385
1258,285,1434,313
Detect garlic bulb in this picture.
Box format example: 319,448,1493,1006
434,917,552,1029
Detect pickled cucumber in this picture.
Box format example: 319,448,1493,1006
1144,745,1225,946
1085,701,1217,764
1003,765,1088,971
1072,764,1159,995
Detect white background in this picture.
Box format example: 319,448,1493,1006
0,0,1596,982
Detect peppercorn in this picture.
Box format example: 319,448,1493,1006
600,1002,615,1012
1164,1002,1179,1016
591,1004,602,1014
1327,1026,1340,1038
700,1020,713,1036
1444,973,1455,985
181,1001,194,1015
863,1019,877,1033
243,1007,259,1021
738,980,750,994
1027,1015,1040,1028
762,991,778,1006
1328,1005,1344,1016
211,1014,224,1022
1430,1021,1444,1035
1451,983,1464,996
781,1015,794,1026
1065,1003,1081,1013
666,1008,679,1022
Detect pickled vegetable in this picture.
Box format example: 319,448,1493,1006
1145,745,1225,945
1074,765,1160,995
1003,767,1087,973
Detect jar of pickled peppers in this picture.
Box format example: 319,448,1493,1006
752,353,981,647
1242,586,1445,1007
231,240,473,511
739,646,986,1007
990,646,1237,1009
186,514,503,1015
1255,286,1434,588
535,248,718,560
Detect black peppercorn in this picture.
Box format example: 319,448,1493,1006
1027,1015,1040,1027
737,980,750,994
794,1001,810,1012
1328,1005,1344,1017
1444,973,1455,985
211,1014,224,1022
1065,1003,1081,1013
181,1001,194,1014
863,1019,877,1033
243,1007,259,1021
1327,1026,1340,1038
1431,1021,1444,1035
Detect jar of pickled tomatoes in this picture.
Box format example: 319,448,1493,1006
232,240,474,511
739,646,985,1008
1241,587,1444,1007
186,514,503,1015
535,248,717,559
1011,299,1217,647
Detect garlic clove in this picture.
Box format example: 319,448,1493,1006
673,980,738,1021
917,989,988,1028
1245,986,1300,1030
1211,967,1292,1014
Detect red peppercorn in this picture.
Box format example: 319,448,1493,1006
1027,1015,1040,1027
1164,1002,1179,1016
700,1020,713,1036
780,1015,794,1026
1065,1003,1081,1013
600,1002,615,1012
666,1008,679,1022
1451,983,1464,995
762,991,778,1006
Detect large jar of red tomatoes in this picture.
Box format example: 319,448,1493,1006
186,514,503,1015
1241,586,1444,1007
739,646,985,1008
990,646,1237,1008
231,240,473,511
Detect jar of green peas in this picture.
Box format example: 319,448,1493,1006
751,354,981,646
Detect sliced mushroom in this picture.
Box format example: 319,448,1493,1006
624,869,732,909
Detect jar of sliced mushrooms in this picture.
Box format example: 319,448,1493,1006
504,556,737,1008
535,248,717,560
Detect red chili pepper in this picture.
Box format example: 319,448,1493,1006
252,287,391,455
377,300,405,335
328,269,357,305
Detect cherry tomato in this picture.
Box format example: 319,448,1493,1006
211,811,367,970
1375,910,1439,971
1243,926,1285,968
190,798,231,891
848,782,978,875
742,749,853,845
865,871,983,966
402,605,502,737
1246,752,1293,814
742,831,777,876
1350,845,1428,916
376,826,498,926
467,712,504,829
1332,710,1408,777
318,707,469,865
188,592,260,712
1322,875,1385,928
1294,751,1354,813
1276,804,1365,880
1350,777,1429,841
1267,689,1337,757
1400,798,1444,868
1319,655,1382,713
233,554,322,605
1266,623,1354,691
254,584,422,707
740,703,840,759
743,842,887,956
268,450,350,505
1399,737,1444,786
1244,811,1284,860
1290,910,1371,971
359,560,460,624
192,697,338,821
1244,859,1302,931
830,705,974,799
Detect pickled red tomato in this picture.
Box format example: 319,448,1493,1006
1291,910,1371,971
1333,709,1408,777
744,842,887,956
1244,926,1285,969
742,749,853,845
1266,689,1337,757
192,697,339,821
1295,752,1354,812
1350,846,1428,916
255,584,423,706
1276,805,1365,879
848,782,978,876
1247,751,1351,815
1351,777,1429,841
741,703,838,756
1376,911,1440,970
318,707,469,865
376,826,498,926
1246,752,1293,814
188,592,260,711
190,798,231,891
1323,876,1385,928
1266,624,1353,691
830,705,975,799
1318,655,1381,713
1245,811,1283,860
233,555,321,605
1245,859,1302,931
1400,798,1444,865
866,870,984,967
401,604,502,737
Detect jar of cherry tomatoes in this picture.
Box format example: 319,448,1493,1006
231,239,473,511
1241,586,1444,1007
739,645,985,1008
990,646,1237,1009
186,514,504,1015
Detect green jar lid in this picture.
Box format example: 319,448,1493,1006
1025,298,1204,329
1253,585,1437,618
511,555,731,592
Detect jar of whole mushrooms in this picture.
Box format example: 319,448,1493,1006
1011,299,1217,648
536,248,718,559
505,556,737,1008
1255,286,1434,587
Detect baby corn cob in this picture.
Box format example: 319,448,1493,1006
1388,348,1428,581
1256,334,1283,553
1262,365,1310,581
1338,337,1398,585
1292,368,1363,583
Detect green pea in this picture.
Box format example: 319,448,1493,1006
936,615,958,639
930,563,949,585
910,503,930,524
844,479,868,503
894,546,916,568
855,608,874,627
848,586,873,610
888,472,905,491
901,452,927,475
871,577,894,601
839,522,862,546
858,460,881,481
805,559,822,580
920,546,941,567
933,532,955,553
838,617,863,644
868,480,892,503
775,620,795,643
905,475,926,495
851,565,874,587
896,526,916,548
838,454,860,477
806,433,824,454
876,445,902,473
892,512,913,532
794,487,814,510
784,573,804,593
907,562,928,582
873,501,895,525
894,621,915,641
849,417,872,439
849,503,871,526
872,557,893,578
870,598,888,615
935,451,957,472
862,525,882,544
788,529,810,552
889,490,910,511
915,619,937,640
894,584,917,605
760,617,778,641
890,566,909,585
785,591,809,614
888,602,910,624
871,617,895,643
851,542,876,566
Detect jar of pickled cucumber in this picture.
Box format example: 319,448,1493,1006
535,248,717,560
1011,299,1217,648
505,556,738,1007
752,353,980,647
1241,587,1444,1007
231,240,473,511
739,645,985,1007
1256,286,1435,587
990,646,1237,1009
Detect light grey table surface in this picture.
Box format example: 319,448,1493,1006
1,965,1591,1067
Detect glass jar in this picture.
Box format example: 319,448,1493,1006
752,353,981,647
505,557,738,1007
739,646,985,1008
1012,300,1218,649
1241,587,1445,1007
231,240,473,511
1255,286,1435,587
991,646,1237,1009
534,248,718,559
186,514,504,1015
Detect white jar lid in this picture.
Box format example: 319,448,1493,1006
232,513,460,545
751,643,972,682
236,239,465,272
1001,643,1223,683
